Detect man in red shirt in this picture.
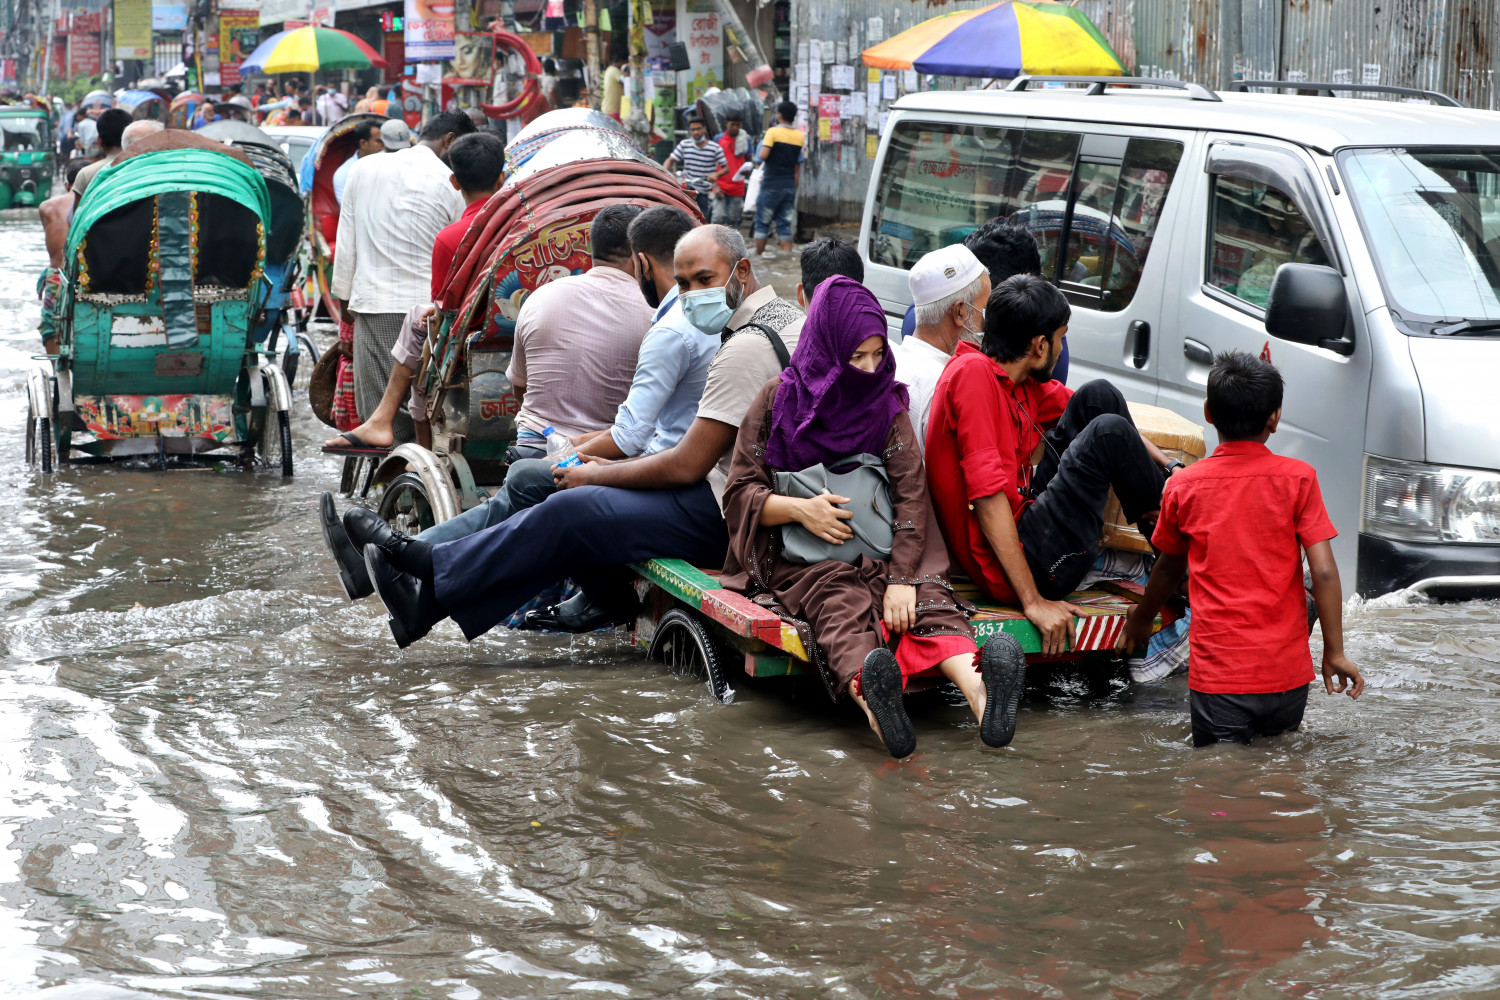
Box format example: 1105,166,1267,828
711,110,749,227
324,131,505,451
1120,351,1363,745
926,275,1177,655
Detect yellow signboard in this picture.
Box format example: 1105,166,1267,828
115,0,152,60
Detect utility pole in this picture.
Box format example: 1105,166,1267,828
582,0,602,110
38,0,54,95
624,0,651,148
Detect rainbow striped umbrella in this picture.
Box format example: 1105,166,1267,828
862,1,1125,78
239,25,387,75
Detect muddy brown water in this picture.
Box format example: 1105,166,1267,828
4,216,1500,998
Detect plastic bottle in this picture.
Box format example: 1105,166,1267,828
544,425,581,468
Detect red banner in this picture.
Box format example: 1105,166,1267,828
68,32,102,77
384,32,404,83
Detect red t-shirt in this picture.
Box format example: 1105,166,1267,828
715,132,747,198
1151,440,1337,694
925,341,1073,603
430,198,485,300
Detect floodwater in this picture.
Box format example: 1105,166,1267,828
3,213,1500,999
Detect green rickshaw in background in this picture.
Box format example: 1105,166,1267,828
25,133,297,474
0,106,53,208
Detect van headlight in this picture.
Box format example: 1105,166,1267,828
1362,455,1500,543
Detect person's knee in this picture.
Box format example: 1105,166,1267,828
505,458,557,508
1075,379,1127,415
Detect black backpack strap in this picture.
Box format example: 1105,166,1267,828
727,321,791,369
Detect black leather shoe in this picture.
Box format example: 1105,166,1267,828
363,544,441,649
979,633,1026,748
860,647,916,759
318,492,373,600
345,507,414,562
523,590,635,634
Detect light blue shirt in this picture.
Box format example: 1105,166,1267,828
332,152,358,205
609,285,721,456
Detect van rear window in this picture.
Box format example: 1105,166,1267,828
869,122,1181,312
868,122,1027,270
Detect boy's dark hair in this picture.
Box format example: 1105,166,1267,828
776,100,796,123
64,156,91,188
982,274,1070,362
628,205,696,263
965,218,1041,284
418,109,477,142
800,236,864,296
447,131,505,192
96,108,131,149
686,115,706,130
351,119,381,144
722,109,742,123
1207,350,1284,440
590,203,644,263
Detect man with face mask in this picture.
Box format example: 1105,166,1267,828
895,243,990,451
569,206,717,461
926,275,1180,658
354,226,823,645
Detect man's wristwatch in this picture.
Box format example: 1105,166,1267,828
1164,459,1186,475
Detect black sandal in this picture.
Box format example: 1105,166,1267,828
860,648,915,759
980,633,1026,748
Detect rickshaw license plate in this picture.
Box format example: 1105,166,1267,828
154,352,204,377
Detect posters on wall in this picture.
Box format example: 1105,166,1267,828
677,0,721,102
219,9,259,86
405,0,455,62
444,32,493,84
114,0,153,60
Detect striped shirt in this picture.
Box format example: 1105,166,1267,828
331,144,465,315
670,137,727,193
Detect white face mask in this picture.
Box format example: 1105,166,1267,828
959,300,985,343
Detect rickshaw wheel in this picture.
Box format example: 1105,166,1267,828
649,608,734,704
277,410,293,477
377,472,437,537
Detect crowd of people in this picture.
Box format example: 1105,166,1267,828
309,115,1365,756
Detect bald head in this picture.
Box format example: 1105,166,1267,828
674,224,758,302
121,120,164,149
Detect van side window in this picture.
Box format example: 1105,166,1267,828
1208,176,1331,308
1050,138,1183,313
868,122,1022,269
1002,130,1082,279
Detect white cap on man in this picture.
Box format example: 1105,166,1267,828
380,119,413,151
908,243,986,307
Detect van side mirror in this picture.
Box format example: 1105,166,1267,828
1264,263,1354,356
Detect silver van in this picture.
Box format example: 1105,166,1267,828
859,76,1500,598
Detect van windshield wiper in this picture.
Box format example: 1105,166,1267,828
1431,318,1500,336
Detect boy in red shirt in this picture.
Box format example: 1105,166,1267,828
1120,351,1363,746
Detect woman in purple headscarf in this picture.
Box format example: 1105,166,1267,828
721,276,1026,758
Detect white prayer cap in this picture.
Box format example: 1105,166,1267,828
908,243,986,307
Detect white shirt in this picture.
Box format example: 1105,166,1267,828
891,334,953,451
331,144,464,315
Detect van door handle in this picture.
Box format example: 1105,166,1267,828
1129,320,1151,369
1183,339,1214,366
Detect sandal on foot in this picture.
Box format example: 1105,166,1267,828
980,634,1026,748
860,648,915,759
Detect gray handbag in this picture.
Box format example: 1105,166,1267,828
774,453,895,565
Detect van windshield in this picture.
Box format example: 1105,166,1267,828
1342,147,1500,326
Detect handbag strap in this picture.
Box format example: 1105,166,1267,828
727,321,791,368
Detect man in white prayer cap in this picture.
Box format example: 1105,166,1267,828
894,242,990,449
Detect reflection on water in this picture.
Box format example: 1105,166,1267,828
3,215,1500,997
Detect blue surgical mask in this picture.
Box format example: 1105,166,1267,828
681,272,742,334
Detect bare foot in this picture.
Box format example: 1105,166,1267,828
325,416,395,449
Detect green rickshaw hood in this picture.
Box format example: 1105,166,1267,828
67,148,272,262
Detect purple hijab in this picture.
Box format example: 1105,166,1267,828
764,275,909,471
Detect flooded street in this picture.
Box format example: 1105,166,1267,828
4,213,1500,999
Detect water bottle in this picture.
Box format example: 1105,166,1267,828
544,426,581,468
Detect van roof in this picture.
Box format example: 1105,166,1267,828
891,88,1500,153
